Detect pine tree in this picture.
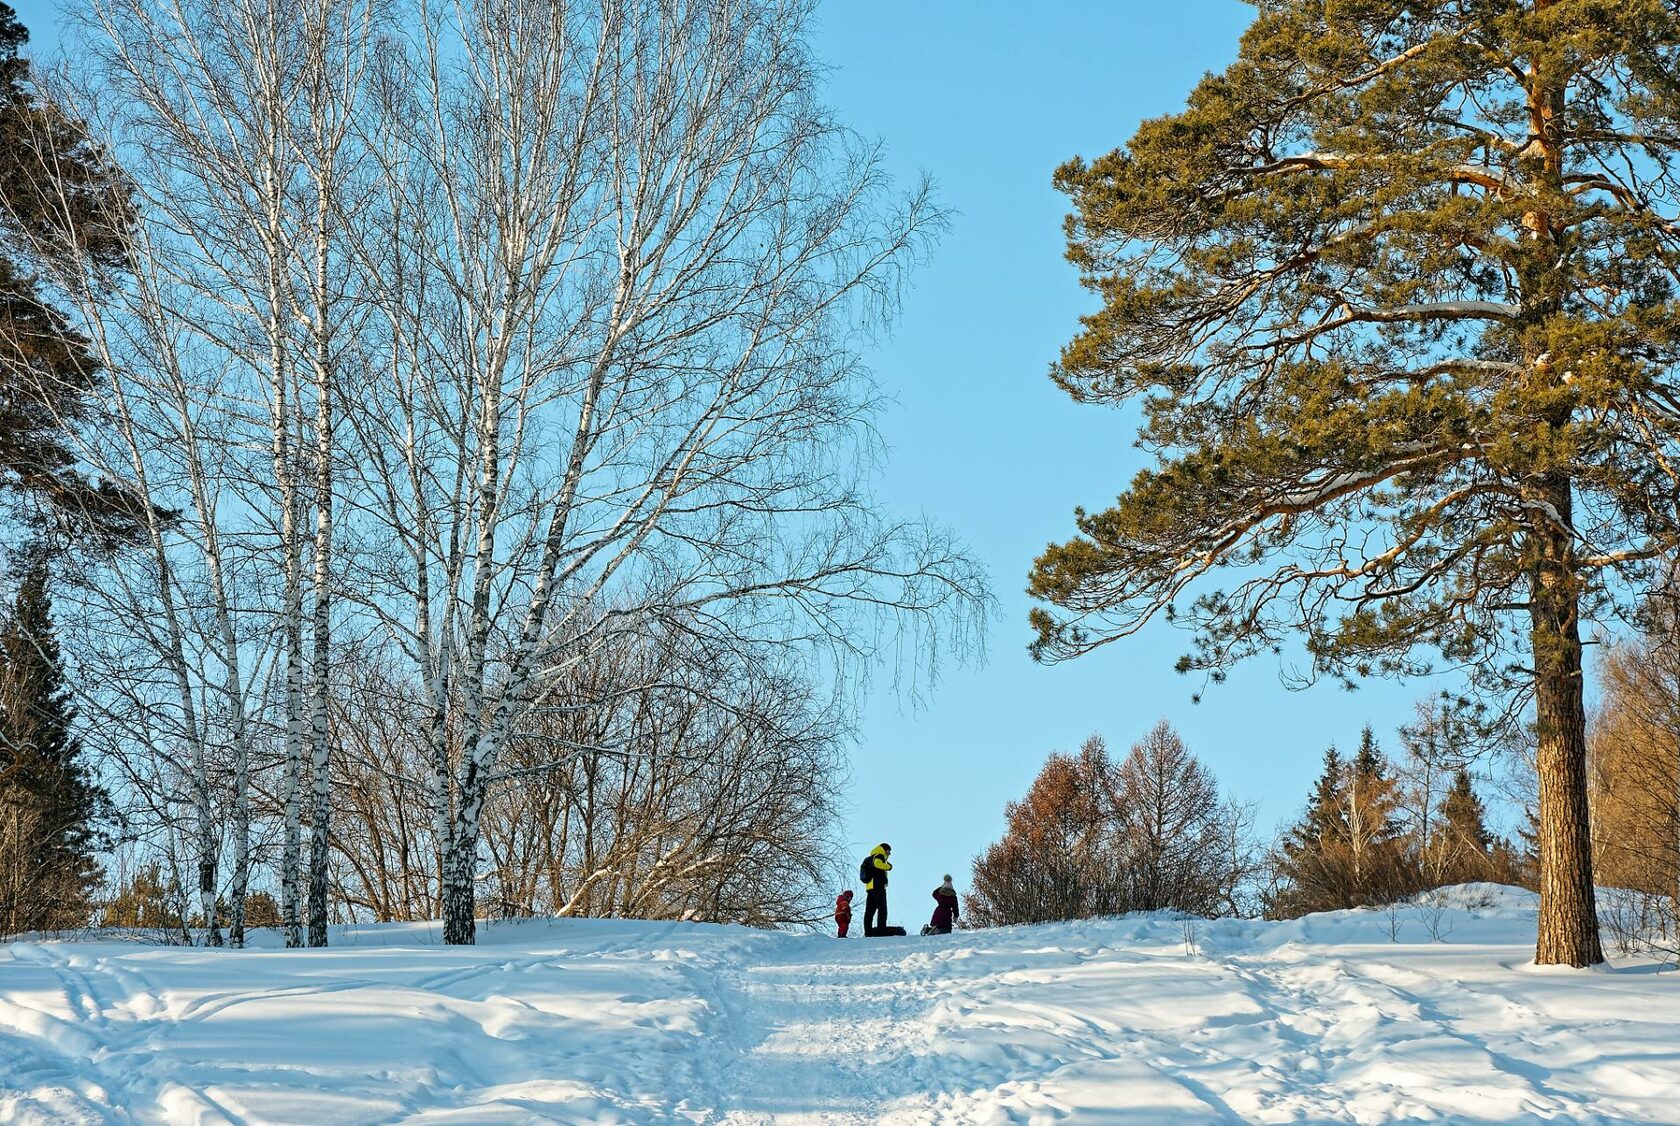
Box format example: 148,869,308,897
0,551,109,933
101,862,186,934
0,3,147,549
1424,768,1491,885
1022,0,1680,964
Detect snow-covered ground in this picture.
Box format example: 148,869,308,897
2,885,1676,1124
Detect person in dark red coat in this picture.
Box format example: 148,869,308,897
928,874,959,934
835,889,853,937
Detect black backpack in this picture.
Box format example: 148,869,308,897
858,855,873,884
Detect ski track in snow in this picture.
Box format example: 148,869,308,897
2,885,1678,1124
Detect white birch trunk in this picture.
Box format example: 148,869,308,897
280,431,307,949
305,325,335,948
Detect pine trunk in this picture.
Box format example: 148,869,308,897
1529,479,1604,967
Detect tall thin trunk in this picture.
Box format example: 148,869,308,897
281,470,306,948
191,746,220,946
201,470,253,950
306,194,335,948
1530,479,1603,967
263,138,307,950
228,727,251,947
97,289,219,948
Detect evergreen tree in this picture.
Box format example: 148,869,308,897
1274,733,1417,916
1286,748,1348,852
0,551,109,933
1346,727,1412,900
1274,748,1353,917
1429,768,1528,887
0,3,147,549
100,862,187,935
1423,768,1493,885
1440,769,1494,856
1022,0,1680,964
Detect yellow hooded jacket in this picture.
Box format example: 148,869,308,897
863,844,892,891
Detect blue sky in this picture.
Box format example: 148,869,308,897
13,0,1468,925
809,0,1453,912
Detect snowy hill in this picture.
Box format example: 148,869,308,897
2,885,1677,1124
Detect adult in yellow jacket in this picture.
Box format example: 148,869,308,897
861,843,892,935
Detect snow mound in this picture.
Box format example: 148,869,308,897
3,886,1677,1124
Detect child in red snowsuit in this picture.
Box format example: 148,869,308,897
835,889,854,937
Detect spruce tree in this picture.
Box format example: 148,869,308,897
1023,0,1680,964
0,3,146,549
1291,748,1348,850
1276,733,1415,915
1440,769,1494,857
1431,768,1526,886
0,551,108,932
1347,727,1413,900
1274,747,1354,916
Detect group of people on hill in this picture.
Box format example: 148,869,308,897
833,842,960,938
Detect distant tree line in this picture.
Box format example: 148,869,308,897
970,635,1680,937
967,714,1530,928
1269,720,1525,919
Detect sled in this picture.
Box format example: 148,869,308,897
866,926,907,937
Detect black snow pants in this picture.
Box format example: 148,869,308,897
864,886,888,935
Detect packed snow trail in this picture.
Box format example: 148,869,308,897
2,886,1678,1124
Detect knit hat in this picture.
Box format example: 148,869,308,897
941,874,953,887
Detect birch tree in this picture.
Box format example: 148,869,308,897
49,0,982,946
50,0,383,946
342,0,985,944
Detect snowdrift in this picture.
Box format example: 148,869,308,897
2,885,1677,1123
